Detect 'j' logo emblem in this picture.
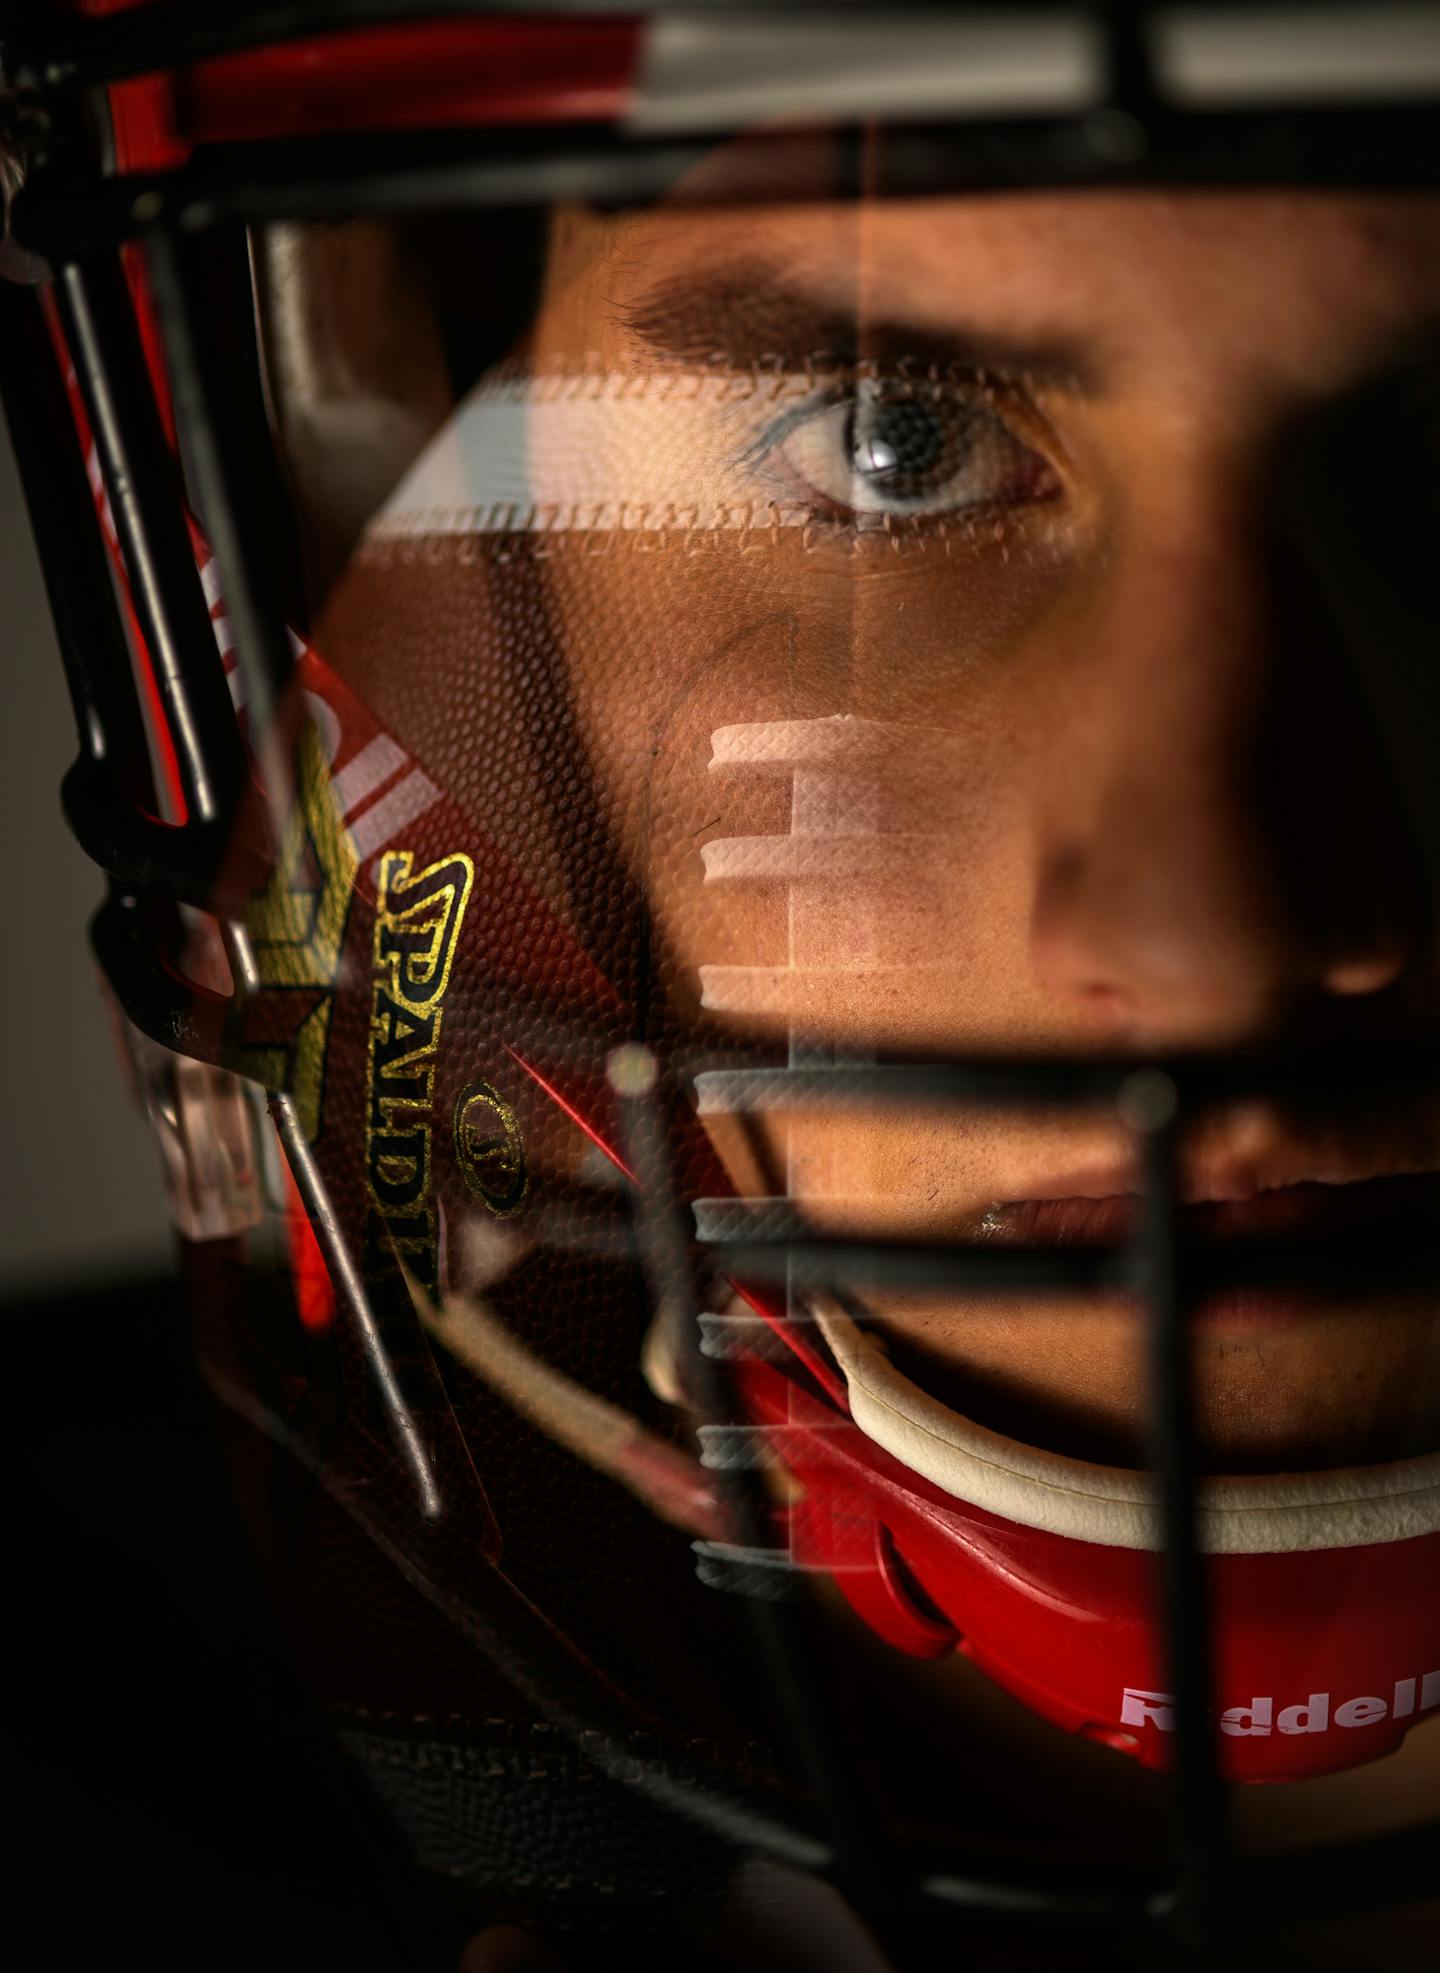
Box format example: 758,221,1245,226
454,1080,529,1218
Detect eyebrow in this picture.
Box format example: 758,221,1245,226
618,260,1101,393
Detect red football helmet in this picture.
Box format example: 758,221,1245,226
7,2,1440,1965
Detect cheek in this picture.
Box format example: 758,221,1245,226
555,528,1073,1044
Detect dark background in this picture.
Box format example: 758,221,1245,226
0,419,170,1296
1,428,424,1967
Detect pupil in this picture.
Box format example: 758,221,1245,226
848,398,948,485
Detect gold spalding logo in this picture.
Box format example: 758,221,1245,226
453,1080,529,1218
364,847,474,1293
241,721,358,1142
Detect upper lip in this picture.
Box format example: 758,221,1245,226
1003,1145,1439,1211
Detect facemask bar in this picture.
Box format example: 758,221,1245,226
8,0,1440,1954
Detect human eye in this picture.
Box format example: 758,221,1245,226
740,376,1060,528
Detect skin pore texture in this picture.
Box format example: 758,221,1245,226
302,175,1440,1941
518,187,1440,1478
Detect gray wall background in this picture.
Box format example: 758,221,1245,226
1,421,172,1294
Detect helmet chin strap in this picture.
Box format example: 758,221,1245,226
812,1298,1440,1557
412,1264,727,1543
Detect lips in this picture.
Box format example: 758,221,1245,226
985,1172,1440,1248
981,1172,1440,1331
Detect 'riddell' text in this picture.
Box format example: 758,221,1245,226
1122,1674,1440,1736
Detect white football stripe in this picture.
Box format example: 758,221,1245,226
301,689,342,765
331,733,407,819
367,375,825,540
349,769,441,862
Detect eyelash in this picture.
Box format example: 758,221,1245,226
736,377,1060,530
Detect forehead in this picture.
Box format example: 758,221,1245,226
557,191,1440,396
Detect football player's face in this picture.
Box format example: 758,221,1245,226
515,188,1440,1472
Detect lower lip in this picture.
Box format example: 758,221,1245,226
986,1175,1440,1334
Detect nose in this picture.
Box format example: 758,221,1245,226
1028,502,1414,1046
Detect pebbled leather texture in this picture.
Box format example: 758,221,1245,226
193,508,814,1925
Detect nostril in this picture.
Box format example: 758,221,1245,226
1030,848,1141,1018
1076,979,1130,1012
1029,824,1288,1043
1323,951,1408,997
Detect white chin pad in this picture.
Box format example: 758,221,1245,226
814,1302,1440,1556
